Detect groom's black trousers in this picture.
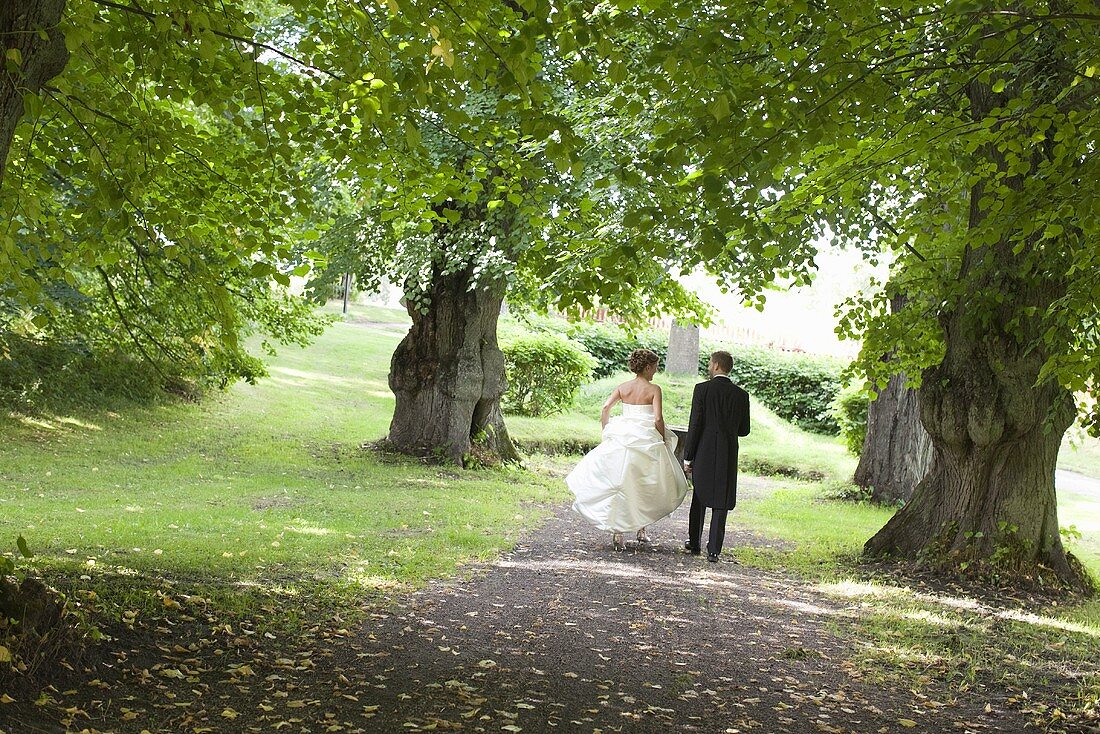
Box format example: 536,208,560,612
687,494,728,555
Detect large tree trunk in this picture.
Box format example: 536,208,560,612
864,325,1080,584
0,0,69,187
855,372,932,504
387,268,519,466
865,71,1089,588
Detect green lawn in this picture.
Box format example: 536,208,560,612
1059,474,1100,576
321,299,411,326
1061,428,1100,479
0,321,564,623
4,307,1096,620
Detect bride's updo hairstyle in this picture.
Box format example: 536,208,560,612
628,349,660,375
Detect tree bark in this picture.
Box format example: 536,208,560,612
865,69,1090,588
855,372,933,504
0,0,69,188
864,323,1081,584
387,268,520,466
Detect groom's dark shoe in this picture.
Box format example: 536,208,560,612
707,552,719,563
684,541,701,556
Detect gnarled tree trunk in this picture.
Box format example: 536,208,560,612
865,324,1079,583
855,372,932,505
1,0,69,187
865,74,1089,589
387,268,519,465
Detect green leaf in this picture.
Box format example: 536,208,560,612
709,94,731,121
16,536,32,559
405,121,421,149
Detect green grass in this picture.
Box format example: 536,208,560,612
320,299,411,326
1059,474,1100,576
0,321,565,626
831,585,1099,721
730,482,897,573
1061,428,1100,479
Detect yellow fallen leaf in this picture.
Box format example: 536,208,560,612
221,708,239,719
0,693,15,704
899,720,918,728
0,646,12,663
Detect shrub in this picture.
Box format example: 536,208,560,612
699,344,845,434
0,336,171,412
831,383,872,455
568,323,667,378
502,334,598,416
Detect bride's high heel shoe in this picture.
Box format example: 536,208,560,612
636,527,651,544
612,532,626,551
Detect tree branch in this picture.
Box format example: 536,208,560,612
87,0,345,80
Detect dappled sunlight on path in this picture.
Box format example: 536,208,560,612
328,500,1041,733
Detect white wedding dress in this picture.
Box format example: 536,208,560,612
566,403,690,533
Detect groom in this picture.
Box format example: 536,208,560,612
682,350,750,562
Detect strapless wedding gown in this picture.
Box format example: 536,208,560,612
566,403,690,533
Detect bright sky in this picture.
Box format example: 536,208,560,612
683,247,884,358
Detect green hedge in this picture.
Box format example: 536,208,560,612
567,323,668,378
502,316,846,435
831,383,871,455
502,333,597,416
700,344,844,434
0,335,173,412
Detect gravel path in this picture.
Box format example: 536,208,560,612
336,496,1035,733
3,483,1048,734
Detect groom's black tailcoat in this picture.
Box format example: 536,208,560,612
683,376,750,510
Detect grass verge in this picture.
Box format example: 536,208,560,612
1,321,566,637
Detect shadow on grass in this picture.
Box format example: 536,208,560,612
812,575,1100,730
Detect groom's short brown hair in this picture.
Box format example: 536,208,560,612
710,350,733,373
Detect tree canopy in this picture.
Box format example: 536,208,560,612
2,0,1099,584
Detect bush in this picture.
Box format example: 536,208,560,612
567,323,668,378
502,334,598,416
699,344,845,434
831,383,871,455
0,336,170,412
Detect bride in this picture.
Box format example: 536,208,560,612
566,348,690,550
